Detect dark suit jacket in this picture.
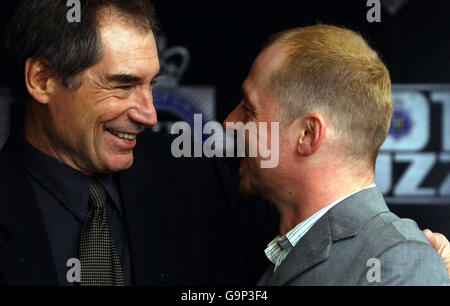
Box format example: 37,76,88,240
257,188,449,286
0,131,278,286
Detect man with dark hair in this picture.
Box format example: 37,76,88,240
0,0,276,286
5,0,158,104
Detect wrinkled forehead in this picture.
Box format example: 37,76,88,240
94,16,159,79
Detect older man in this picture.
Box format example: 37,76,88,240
224,24,449,285
0,0,276,286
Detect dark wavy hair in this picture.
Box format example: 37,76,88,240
4,0,158,103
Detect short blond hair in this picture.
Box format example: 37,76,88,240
267,24,392,166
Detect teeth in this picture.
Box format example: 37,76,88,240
108,129,136,140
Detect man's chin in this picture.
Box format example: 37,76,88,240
238,178,260,199
102,155,134,173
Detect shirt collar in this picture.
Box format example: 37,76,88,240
20,136,123,221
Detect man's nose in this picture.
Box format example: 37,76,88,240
223,103,243,130
128,87,158,127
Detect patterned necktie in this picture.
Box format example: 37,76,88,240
79,180,125,286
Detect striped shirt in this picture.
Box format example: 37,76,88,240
265,183,377,272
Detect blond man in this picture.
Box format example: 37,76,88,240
224,24,449,285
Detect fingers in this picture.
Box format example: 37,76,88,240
433,233,448,253
423,229,438,250
423,229,450,279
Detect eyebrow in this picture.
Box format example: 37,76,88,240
106,74,142,84
106,67,164,84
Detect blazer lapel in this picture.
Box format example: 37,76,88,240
258,187,389,286
0,136,58,285
262,215,333,286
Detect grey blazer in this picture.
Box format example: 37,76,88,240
257,188,449,286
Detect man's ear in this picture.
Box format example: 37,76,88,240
297,113,327,156
24,57,57,104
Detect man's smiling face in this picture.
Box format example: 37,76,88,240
41,13,160,174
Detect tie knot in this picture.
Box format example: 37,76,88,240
89,180,107,209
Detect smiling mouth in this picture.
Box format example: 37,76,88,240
106,128,137,140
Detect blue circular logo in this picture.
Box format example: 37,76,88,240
389,108,412,139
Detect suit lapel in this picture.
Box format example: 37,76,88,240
262,215,333,286
0,136,58,285
258,188,389,286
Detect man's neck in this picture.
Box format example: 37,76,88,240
274,173,374,236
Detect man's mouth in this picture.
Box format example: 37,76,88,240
106,128,137,141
